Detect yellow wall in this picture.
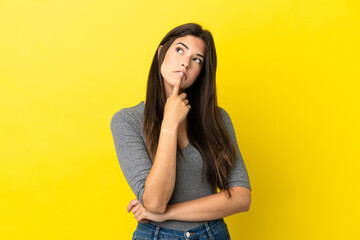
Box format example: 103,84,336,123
1,0,359,239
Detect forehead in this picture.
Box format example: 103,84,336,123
173,35,206,55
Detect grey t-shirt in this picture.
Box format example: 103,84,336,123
110,101,251,231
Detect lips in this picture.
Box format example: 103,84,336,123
175,71,187,80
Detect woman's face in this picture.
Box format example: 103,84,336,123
159,35,206,95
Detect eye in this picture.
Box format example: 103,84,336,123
176,47,184,53
194,58,202,64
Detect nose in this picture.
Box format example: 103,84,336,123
181,57,191,69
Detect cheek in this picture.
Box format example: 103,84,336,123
188,69,202,84
192,67,202,78
166,54,178,68
161,55,176,74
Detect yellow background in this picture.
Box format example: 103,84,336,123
1,0,359,239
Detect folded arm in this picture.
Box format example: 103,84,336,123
164,186,251,221
128,186,251,223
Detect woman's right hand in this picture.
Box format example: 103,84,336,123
163,72,191,129
127,199,167,223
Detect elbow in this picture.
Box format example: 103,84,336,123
144,203,167,214
229,186,251,213
142,195,167,214
242,198,251,212
240,193,251,212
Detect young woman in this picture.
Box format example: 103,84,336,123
111,23,252,240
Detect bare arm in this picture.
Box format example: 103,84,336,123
164,186,251,221
142,75,190,213
142,121,178,213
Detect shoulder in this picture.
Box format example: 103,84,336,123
110,102,144,129
217,106,232,124
217,106,229,117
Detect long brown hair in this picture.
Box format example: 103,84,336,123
143,23,236,197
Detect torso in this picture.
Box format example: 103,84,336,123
112,100,251,231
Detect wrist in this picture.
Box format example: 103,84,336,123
161,119,179,133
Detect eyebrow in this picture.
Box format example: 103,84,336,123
176,42,205,60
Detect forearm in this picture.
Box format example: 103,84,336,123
165,187,251,221
143,120,178,213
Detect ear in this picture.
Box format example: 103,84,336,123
157,45,163,59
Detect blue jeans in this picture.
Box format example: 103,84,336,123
132,218,231,240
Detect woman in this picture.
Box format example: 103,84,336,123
110,23,252,240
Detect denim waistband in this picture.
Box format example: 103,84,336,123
135,218,225,239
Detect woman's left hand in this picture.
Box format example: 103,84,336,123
127,199,167,223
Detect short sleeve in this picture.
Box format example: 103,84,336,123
110,110,153,204
219,107,252,191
